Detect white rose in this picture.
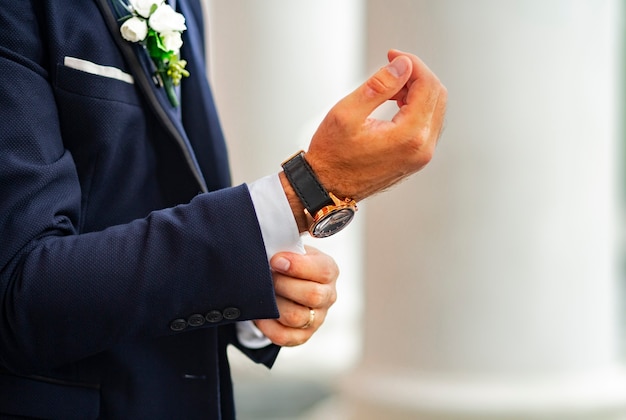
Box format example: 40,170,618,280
149,5,187,33
120,17,148,42
161,31,183,53
129,0,163,18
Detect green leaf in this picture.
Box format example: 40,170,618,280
146,35,169,61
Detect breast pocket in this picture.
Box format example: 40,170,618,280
55,57,141,106
52,57,152,230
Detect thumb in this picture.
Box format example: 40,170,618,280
338,55,412,120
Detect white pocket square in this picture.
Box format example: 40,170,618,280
64,56,134,85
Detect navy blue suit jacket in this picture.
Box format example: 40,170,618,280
0,1,280,418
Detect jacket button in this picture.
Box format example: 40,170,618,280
188,314,206,327
205,310,223,323
170,319,188,332
223,307,241,320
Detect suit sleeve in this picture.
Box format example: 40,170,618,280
0,4,279,373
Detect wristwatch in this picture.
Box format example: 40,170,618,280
281,151,357,238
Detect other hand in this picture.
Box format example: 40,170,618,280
280,50,447,231
308,49,447,200
254,246,339,347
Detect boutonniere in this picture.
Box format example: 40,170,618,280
118,0,189,107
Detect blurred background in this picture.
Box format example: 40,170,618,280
205,1,626,419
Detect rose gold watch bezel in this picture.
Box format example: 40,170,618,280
306,193,357,238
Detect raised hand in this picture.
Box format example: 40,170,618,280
280,50,447,232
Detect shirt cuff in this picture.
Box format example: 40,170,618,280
236,174,305,350
236,321,273,349
248,173,305,258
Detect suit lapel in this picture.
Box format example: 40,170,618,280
94,0,208,193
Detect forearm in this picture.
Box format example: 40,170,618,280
0,186,278,372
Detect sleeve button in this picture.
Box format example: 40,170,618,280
205,310,224,323
170,319,188,332
188,314,206,327
223,307,241,320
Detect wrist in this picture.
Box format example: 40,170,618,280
281,151,357,238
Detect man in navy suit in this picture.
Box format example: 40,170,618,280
0,0,447,418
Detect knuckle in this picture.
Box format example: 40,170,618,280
317,263,339,284
270,330,291,347
422,144,435,164
365,74,392,96
408,131,428,151
308,284,331,308
281,310,300,327
327,259,340,281
410,138,434,166
313,253,340,284
326,107,351,131
329,290,338,306
392,132,435,174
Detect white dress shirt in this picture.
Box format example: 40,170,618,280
236,174,304,348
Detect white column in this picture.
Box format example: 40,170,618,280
339,1,626,419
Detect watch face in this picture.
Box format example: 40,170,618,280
311,207,355,238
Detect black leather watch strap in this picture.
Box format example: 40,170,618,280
282,151,333,214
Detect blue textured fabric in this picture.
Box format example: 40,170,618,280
0,1,280,418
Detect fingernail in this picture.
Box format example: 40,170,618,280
272,257,291,272
386,57,409,78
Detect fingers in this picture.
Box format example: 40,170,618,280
254,316,320,347
270,245,339,286
336,55,413,122
304,49,447,203
273,296,324,329
272,268,337,309
254,246,338,347
254,296,326,347
270,246,338,309
387,49,448,130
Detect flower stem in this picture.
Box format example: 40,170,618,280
156,61,179,107
163,76,179,107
